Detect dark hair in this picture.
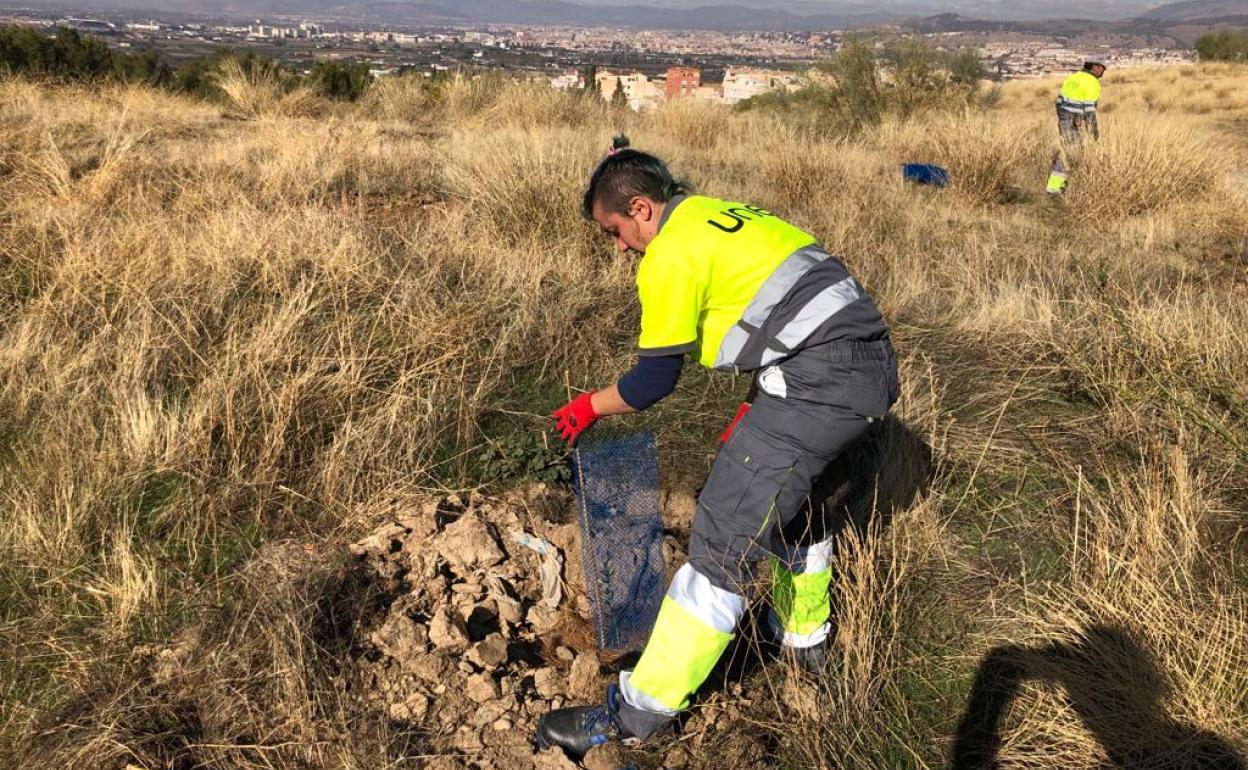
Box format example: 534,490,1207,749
581,135,691,220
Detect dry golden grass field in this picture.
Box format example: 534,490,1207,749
1,62,1247,770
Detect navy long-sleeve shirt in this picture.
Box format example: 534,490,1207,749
616,354,684,410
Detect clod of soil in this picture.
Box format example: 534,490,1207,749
341,487,620,769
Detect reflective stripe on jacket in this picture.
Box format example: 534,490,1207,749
1057,70,1101,115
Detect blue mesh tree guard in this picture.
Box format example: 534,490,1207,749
573,431,666,654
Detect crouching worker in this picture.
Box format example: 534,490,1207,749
538,137,899,757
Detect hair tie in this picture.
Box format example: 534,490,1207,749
608,135,630,158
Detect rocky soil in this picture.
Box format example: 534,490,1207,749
336,484,711,770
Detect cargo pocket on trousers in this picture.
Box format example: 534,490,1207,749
842,367,892,420
698,427,800,539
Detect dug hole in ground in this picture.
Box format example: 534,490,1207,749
347,483,771,769
148,482,772,770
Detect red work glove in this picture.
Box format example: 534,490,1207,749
718,401,751,444
552,392,600,445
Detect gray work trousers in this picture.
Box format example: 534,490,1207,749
614,338,899,738
691,338,900,595
1051,108,1098,178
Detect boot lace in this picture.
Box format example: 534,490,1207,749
579,706,615,736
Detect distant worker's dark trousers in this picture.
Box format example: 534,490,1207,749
1048,109,1096,194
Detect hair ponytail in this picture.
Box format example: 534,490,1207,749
582,135,690,220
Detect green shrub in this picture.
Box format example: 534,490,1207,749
478,431,571,485
1,25,111,80
946,47,987,86
885,37,949,117
171,55,218,98
307,59,372,101
110,48,171,86
173,50,297,102
820,35,886,129
745,38,985,131
884,39,983,117
0,24,169,86
1195,29,1248,62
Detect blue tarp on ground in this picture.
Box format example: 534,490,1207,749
902,163,951,187
573,431,666,654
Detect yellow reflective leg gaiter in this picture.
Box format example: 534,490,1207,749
621,564,743,715
627,597,733,711
769,538,834,647
771,558,832,638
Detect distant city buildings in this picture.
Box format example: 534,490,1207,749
0,7,1203,94
977,41,1195,77
247,21,322,40
549,70,584,91
665,66,700,99
595,69,662,110
575,65,804,110
60,18,117,34
722,67,802,103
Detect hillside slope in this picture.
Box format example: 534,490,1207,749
1,65,1247,769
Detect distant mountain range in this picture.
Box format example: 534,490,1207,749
16,0,1248,32
28,0,904,28
1141,0,1248,20
329,0,898,29
908,1,1248,45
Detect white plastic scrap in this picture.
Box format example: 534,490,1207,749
509,530,564,609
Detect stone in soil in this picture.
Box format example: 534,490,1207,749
531,667,563,699
533,748,581,770
466,672,502,704
567,652,600,700
338,488,765,769
581,743,626,770
434,513,505,573
428,606,470,651
369,605,428,661
469,633,510,669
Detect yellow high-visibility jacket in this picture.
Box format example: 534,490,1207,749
1057,70,1101,115
636,195,888,372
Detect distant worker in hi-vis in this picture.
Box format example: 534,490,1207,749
1047,57,1107,195
537,136,899,756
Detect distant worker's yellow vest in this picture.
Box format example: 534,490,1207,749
1057,70,1101,114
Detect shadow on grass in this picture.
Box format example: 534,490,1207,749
951,624,1245,770
809,410,936,542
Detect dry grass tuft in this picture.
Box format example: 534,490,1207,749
954,446,1248,770
214,57,326,119
1067,115,1230,223
877,111,1048,205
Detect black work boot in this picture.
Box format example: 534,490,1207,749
767,609,831,677
788,641,830,676
535,684,634,758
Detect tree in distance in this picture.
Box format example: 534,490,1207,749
610,77,629,110
1195,29,1248,62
